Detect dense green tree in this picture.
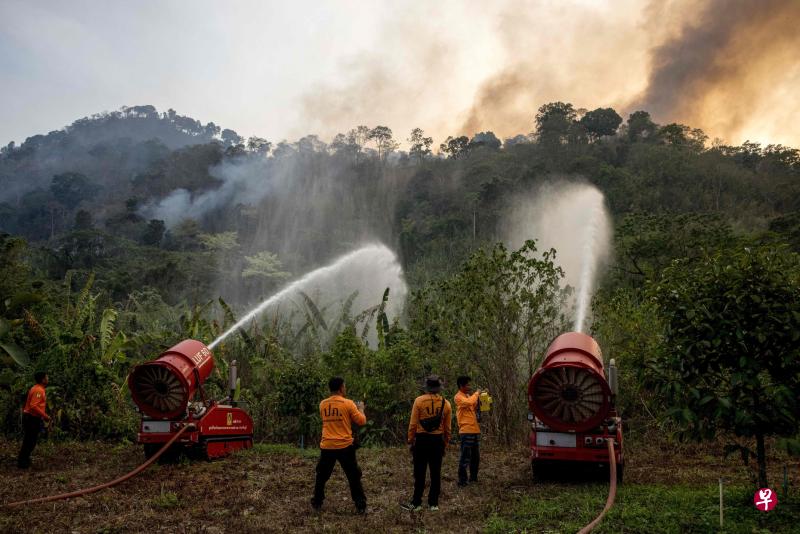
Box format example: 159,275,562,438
534,102,577,146
408,128,433,164
626,110,657,141
221,128,243,146
469,131,501,150
611,212,739,288
657,123,707,151
439,135,470,159
141,219,165,246
369,126,399,162
50,173,99,207
650,246,800,487
411,241,565,444
344,125,372,164
580,108,622,141
246,136,272,155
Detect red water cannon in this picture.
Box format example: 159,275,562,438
129,340,215,420
527,332,623,481
127,340,253,460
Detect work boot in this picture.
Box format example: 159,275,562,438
429,505,440,511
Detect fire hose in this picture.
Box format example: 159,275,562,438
2,423,196,508
577,438,618,534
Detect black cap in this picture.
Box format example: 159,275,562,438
425,375,442,394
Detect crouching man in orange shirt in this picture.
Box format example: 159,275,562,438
311,376,367,514
17,371,50,469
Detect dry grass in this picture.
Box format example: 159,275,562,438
0,437,797,533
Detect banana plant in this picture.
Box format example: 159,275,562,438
65,272,98,338
99,308,127,365
179,300,215,343
354,287,391,347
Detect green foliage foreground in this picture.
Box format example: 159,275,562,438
649,246,800,488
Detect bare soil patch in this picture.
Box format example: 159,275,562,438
0,437,796,533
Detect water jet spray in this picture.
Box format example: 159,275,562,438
209,243,406,348
503,181,611,333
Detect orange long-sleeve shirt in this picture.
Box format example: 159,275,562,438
407,393,452,445
454,390,480,434
319,394,366,449
23,384,47,420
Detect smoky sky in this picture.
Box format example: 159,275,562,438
634,0,800,144
1,0,798,148
301,0,800,147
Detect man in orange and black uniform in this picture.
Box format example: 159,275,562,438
312,376,367,514
402,375,452,512
17,371,50,469
454,375,481,486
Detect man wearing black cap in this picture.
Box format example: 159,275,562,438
401,375,452,512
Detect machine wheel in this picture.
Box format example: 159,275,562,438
145,443,182,464
143,444,160,460
186,443,210,461
531,461,547,482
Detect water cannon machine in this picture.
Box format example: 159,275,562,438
127,339,254,459
527,332,623,481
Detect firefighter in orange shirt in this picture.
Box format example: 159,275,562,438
401,375,452,512
454,375,481,486
17,371,50,469
311,376,367,514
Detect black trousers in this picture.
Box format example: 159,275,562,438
458,434,480,483
312,445,366,509
412,433,445,506
17,413,42,468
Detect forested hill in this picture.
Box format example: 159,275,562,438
2,102,800,449
0,105,242,220
1,102,799,306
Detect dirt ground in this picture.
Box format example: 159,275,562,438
0,436,797,533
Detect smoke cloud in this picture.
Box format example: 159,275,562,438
142,157,277,228
632,0,800,145
299,0,799,147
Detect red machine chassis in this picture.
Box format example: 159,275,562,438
529,416,624,478
138,403,254,459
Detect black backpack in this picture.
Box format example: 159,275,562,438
419,397,446,432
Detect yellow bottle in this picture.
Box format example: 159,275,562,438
479,391,492,412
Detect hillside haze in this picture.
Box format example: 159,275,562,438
1,104,799,307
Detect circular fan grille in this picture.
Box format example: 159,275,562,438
533,367,605,425
132,365,187,415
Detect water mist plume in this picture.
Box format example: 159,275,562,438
573,191,609,333
502,181,612,333
209,243,406,348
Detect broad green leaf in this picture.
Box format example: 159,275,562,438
0,341,29,367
